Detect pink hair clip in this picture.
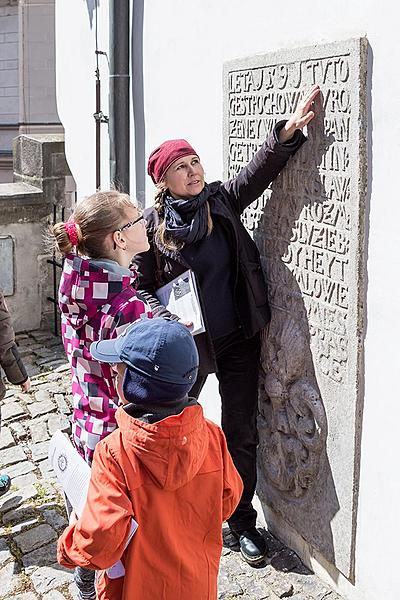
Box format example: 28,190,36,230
64,221,79,247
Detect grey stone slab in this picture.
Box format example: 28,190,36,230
34,389,51,402
0,426,15,449
12,471,40,489
47,414,71,436
54,394,70,415
224,38,368,578
21,541,57,569
28,419,50,443
2,504,37,526
7,460,36,479
0,444,26,467
9,421,28,441
29,439,50,461
39,507,68,531
1,401,27,422
218,565,244,599
13,392,33,403
0,484,38,514
27,399,56,418
31,564,74,595
37,458,54,479
14,523,57,554
236,576,272,599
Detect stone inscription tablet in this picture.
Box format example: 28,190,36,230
223,39,367,577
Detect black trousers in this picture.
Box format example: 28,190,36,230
190,328,260,532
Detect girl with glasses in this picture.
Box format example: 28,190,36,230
50,190,151,600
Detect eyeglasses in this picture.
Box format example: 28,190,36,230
117,213,145,233
113,213,145,249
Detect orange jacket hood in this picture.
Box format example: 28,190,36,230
115,404,209,491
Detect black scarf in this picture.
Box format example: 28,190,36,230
123,396,198,424
163,184,211,245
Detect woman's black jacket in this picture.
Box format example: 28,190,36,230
134,122,306,374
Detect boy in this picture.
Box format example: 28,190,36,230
57,318,243,600
0,290,31,496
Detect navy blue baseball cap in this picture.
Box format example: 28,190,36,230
90,318,199,402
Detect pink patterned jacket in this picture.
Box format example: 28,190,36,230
58,254,152,464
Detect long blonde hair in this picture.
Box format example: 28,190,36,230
154,183,213,252
50,190,136,258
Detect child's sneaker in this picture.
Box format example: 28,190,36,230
0,474,11,496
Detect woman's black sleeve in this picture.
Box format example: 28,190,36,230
222,120,306,215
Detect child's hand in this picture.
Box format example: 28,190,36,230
21,378,31,392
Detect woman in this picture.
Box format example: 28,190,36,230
134,84,320,565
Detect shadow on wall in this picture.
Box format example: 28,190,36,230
253,98,341,576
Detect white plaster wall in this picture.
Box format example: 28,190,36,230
55,2,400,599
55,0,110,200
141,4,400,599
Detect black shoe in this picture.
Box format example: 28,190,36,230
232,527,267,565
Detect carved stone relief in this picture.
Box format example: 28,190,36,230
223,39,368,578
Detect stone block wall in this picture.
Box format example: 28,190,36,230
0,133,74,332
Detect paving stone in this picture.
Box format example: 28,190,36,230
218,565,244,598
43,591,68,600
0,484,39,514
0,445,26,468
47,414,71,436
8,421,28,441
0,426,15,449
7,461,36,479
37,458,54,479
39,507,68,531
1,402,27,422
34,388,51,401
2,504,37,526
0,560,25,597
54,394,70,415
28,419,50,443
25,364,41,377
29,440,50,461
55,363,69,373
27,400,56,419
237,576,273,599
14,523,57,554
22,541,58,569
0,537,13,564
13,392,34,403
31,564,74,595
43,360,68,370
12,471,40,489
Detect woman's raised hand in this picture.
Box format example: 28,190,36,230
279,84,321,143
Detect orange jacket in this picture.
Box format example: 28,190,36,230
57,404,243,600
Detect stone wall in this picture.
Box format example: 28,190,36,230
224,38,368,579
0,133,74,332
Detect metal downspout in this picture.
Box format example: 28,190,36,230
109,0,130,192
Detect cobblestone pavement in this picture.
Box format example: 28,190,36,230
0,330,344,600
